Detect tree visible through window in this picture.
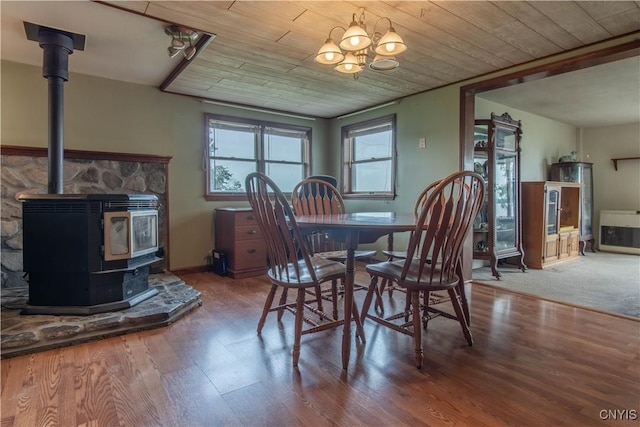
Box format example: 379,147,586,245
205,114,310,200
342,115,396,199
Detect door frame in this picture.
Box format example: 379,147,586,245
458,38,640,279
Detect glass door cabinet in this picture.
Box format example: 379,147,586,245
549,161,594,254
473,112,526,279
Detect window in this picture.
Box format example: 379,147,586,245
342,115,396,199
205,114,310,200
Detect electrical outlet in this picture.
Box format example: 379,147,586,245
419,137,426,149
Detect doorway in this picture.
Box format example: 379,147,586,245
457,39,640,311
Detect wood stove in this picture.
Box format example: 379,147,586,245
19,193,162,315
18,23,162,315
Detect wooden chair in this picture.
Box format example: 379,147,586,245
360,171,485,369
379,179,442,300
245,172,360,367
292,177,377,318
377,180,457,327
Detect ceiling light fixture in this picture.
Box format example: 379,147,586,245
165,25,200,61
315,9,407,79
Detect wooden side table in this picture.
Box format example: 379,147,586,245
215,207,267,278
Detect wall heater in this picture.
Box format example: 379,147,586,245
600,210,640,255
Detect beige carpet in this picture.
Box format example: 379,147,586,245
472,251,640,318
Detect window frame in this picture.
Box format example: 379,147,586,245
341,114,397,200
204,114,311,201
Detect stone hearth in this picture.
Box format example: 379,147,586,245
1,273,201,358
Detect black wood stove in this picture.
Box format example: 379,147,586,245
19,193,162,315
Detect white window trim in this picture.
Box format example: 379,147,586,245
341,114,397,200
204,114,311,201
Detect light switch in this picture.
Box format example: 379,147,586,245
419,137,426,149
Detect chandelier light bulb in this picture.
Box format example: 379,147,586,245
339,16,371,51
315,37,344,65
334,52,362,74
375,27,407,56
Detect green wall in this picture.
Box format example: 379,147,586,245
326,85,461,213
475,98,577,181
0,60,330,270
2,33,637,269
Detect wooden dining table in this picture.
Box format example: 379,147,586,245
295,212,418,370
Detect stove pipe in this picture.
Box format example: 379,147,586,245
41,30,72,194
24,22,85,194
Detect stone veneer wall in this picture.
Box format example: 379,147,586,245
1,146,171,289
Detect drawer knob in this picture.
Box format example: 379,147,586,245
246,215,255,220
247,229,257,235
247,249,256,254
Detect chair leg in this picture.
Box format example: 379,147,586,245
258,284,277,334
373,274,384,313
410,290,423,369
421,291,430,329
352,300,366,343
371,277,397,317
315,284,324,314
292,288,305,366
332,279,339,320
360,274,379,324
455,262,470,326
448,288,473,346
404,290,412,323
379,277,394,297
454,282,470,327
277,287,288,321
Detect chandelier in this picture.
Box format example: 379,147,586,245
315,10,407,78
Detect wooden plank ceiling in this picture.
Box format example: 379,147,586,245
106,1,640,118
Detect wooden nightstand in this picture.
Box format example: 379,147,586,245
214,207,267,278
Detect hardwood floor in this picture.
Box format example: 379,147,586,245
2,268,639,426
